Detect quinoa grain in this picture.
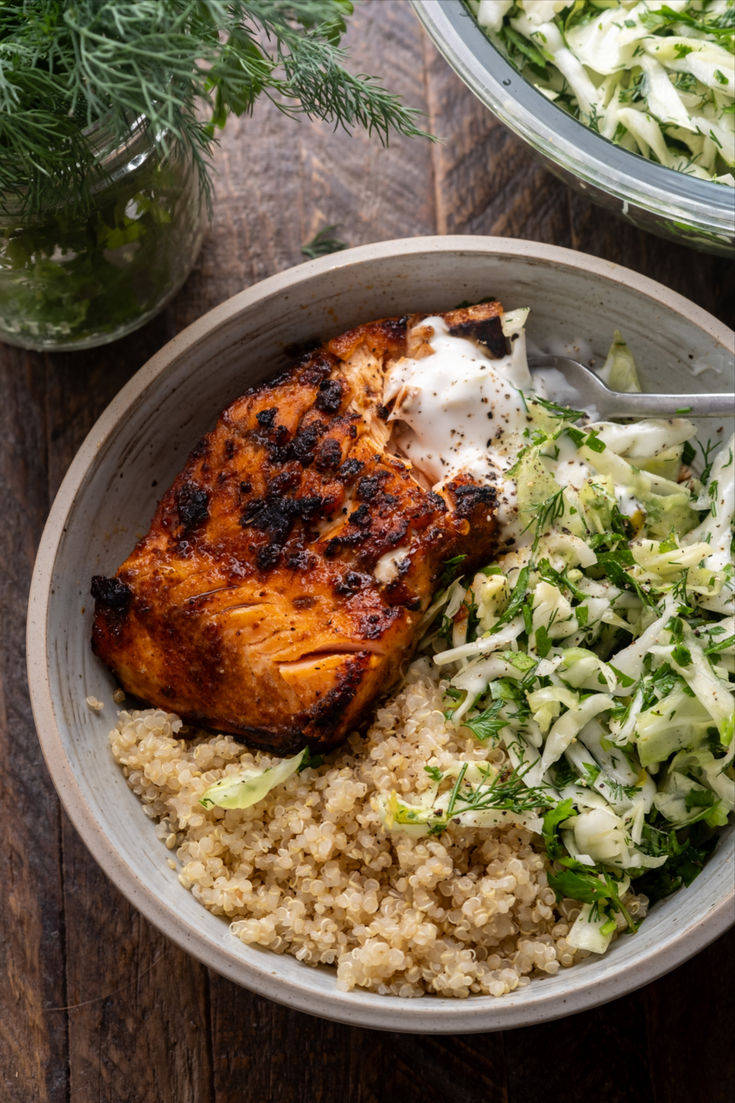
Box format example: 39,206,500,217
107,659,634,997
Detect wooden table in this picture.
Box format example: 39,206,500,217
2,4,733,1101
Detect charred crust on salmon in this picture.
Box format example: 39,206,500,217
337,457,363,480
91,303,505,753
256,407,277,427
348,504,371,528
286,550,316,570
286,422,323,465
451,482,498,518
176,481,210,531
334,570,370,596
447,317,507,359
315,437,343,471
91,575,132,611
355,474,385,500
315,378,344,413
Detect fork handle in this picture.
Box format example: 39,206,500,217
599,392,734,419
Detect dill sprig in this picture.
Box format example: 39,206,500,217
0,0,429,213
301,223,347,258
444,763,553,820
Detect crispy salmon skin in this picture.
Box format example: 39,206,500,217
92,303,507,752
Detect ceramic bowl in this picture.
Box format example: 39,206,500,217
413,0,735,256
27,237,735,1032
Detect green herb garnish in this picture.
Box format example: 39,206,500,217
0,0,429,214
301,224,348,259
442,764,553,823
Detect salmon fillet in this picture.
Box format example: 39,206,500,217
91,303,507,753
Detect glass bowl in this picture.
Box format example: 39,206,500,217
413,0,735,256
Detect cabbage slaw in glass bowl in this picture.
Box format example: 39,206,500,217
412,0,735,253
473,1,734,187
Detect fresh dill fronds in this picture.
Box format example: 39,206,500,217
444,763,553,819
0,0,430,214
301,224,347,258
531,395,587,421
523,487,566,547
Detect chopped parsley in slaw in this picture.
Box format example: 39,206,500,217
471,0,735,185
378,325,734,956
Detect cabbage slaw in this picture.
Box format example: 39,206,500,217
472,0,735,186
380,331,734,955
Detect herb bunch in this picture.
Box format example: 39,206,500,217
0,0,426,212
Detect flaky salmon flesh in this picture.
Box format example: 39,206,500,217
92,303,509,753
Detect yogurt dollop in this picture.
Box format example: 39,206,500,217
383,313,533,536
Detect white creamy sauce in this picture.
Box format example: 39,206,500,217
552,432,595,491
529,366,598,420
374,546,410,585
383,317,532,534
381,317,657,552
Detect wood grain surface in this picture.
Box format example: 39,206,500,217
1,4,733,1102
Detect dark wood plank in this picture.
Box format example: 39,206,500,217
61,826,212,1103
193,0,436,310
0,3,733,1102
0,347,69,1103
505,993,654,1103
210,992,357,1103
644,927,735,1103
424,43,572,245
370,1032,507,1103
208,986,509,1103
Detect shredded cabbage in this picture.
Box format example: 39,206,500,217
199,748,307,809
414,322,734,954
471,0,735,186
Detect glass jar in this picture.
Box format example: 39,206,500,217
0,117,207,351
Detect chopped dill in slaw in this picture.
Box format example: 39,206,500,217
376,327,734,955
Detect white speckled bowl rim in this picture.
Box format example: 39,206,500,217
27,237,735,1033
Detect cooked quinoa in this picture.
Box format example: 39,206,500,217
109,658,643,998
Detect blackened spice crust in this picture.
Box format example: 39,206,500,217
447,315,507,359
315,378,344,414
338,457,364,481
91,575,132,610
315,437,343,472
176,481,210,530
452,483,497,518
